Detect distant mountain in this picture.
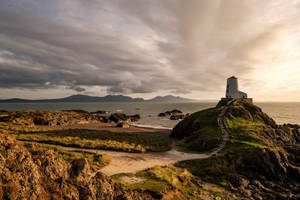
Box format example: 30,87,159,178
0,94,195,103
147,95,195,102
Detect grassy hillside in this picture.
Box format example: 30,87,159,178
170,107,223,153
176,99,300,199
13,129,172,153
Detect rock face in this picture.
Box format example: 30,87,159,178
0,134,156,200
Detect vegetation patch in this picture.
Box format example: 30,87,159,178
39,144,111,171
171,107,223,153
13,129,172,153
113,166,229,199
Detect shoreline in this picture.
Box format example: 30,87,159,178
130,123,173,131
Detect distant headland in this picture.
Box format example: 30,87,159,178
0,94,196,103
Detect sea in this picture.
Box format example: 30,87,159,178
1,101,300,129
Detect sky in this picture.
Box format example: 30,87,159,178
1,0,300,101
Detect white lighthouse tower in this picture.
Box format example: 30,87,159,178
225,76,247,99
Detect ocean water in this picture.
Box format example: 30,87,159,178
0,101,300,128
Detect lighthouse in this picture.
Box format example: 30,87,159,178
225,76,247,99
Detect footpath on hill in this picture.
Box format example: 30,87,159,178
63,107,230,176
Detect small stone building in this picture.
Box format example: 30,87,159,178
225,76,247,99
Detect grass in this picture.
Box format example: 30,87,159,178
112,166,203,199
173,107,223,153
40,144,111,171
13,129,172,153
176,104,272,186
226,116,267,147
24,143,111,171
175,142,265,186
112,166,229,199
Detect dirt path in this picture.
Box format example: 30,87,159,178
63,107,230,176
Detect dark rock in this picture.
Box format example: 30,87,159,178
69,158,87,178
170,109,183,114
170,114,189,120
91,110,110,114
158,112,168,117
99,116,109,123
228,174,249,188
116,122,130,128
158,109,184,117
63,109,90,114
130,114,141,122
226,106,253,121
108,113,130,123
0,115,10,122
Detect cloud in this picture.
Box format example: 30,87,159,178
0,0,300,100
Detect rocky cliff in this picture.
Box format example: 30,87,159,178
0,133,155,200
174,99,300,199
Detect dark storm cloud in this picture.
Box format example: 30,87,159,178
0,0,300,98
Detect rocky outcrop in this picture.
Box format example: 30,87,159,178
108,113,141,123
175,99,300,199
0,133,157,200
0,110,141,128
158,109,189,121
170,114,189,120
158,109,183,117
116,122,130,128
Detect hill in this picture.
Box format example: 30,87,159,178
172,98,300,199
0,94,194,103
147,95,195,102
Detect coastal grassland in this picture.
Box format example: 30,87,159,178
176,110,271,186
171,107,223,153
36,144,111,171
112,166,228,200
226,116,267,147
13,129,172,153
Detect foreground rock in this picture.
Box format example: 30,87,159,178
0,133,159,200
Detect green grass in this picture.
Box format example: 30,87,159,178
176,105,271,186
112,166,204,200
25,143,111,171
175,142,266,186
226,116,267,147
13,129,172,153
173,107,223,153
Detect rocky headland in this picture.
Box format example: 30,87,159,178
173,99,300,199
0,99,300,199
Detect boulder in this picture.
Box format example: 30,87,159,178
170,114,188,120
108,113,130,123
130,114,141,122
170,109,183,115
158,109,183,117
158,112,168,117
69,158,88,178
116,122,130,128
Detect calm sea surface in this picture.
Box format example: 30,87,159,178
0,101,300,128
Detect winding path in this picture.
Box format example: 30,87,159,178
63,107,230,176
